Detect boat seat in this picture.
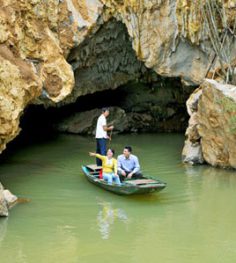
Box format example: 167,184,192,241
90,171,99,175
90,172,100,178
125,179,158,185
86,164,102,172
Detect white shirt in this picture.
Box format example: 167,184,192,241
95,114,107,138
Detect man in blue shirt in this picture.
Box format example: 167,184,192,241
117,146,142,181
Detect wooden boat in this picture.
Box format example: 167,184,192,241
82,164,166,195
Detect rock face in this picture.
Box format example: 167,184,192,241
0,183,8,217
182,88,204,164
100,0,213,85
183,79,236,168
0,183,18,217
55,79,192,134
0,0,77,153
0,44,41,153
0,183,17,216
65,0,222,104
67,18,147,101
55,107,127,135
0,0,236,171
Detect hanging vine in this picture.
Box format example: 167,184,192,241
201,0,236,84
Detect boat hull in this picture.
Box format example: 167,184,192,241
82,165,166,195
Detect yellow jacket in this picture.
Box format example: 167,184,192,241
95,154,117,174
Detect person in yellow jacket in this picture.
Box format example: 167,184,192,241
89,149,121,185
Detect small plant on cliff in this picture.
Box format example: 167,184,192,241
201,0,236,84
229,115,236,133
217,96,236,133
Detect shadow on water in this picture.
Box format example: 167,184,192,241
0,131,58,164
125,192,166,203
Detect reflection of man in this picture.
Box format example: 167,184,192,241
117,146,142,180
97,201,128,240
95,108,114,166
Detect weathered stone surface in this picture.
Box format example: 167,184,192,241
182,139,204,165
0,0,103,153
182,87,204,164
0,183,8,217
183,79,236,169
66,18,146,102
0,0,236,170
99,0,220,85
54,74,193,134
3,189,17,206
0,183,18,216
185,113,199,142
186,88,202,116
55,104,188,135
0,0,78,154
182,140,204,164
55,108,99,134
55,107,127,135
65,0,219,106
0,44,41,154
198,80,236,168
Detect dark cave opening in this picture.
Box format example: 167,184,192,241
15,77,193,144
5,18,196,151
7,87,128,148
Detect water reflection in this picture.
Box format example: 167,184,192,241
1,134,236,263
184,163,236,187
96,199,129,240
0,218,7,244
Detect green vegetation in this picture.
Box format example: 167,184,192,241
217,96,236,132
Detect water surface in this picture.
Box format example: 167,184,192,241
0,134,236,263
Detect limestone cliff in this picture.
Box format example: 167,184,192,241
0,0,77,153
0,182,17,216
0,0,236,167
183,79,236,169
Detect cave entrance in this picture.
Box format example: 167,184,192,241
18,76,193,145
17,18,195,144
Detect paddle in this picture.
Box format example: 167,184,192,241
108,129,113,147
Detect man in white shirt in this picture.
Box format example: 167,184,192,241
95,107,114,166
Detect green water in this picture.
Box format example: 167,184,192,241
0,134,236,263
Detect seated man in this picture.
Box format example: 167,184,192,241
117,146,142,181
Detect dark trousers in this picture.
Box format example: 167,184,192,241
96,138,106,166
118,170,143,181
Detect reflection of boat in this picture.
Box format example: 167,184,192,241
82,165,167,195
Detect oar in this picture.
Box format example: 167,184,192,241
108,129,113,147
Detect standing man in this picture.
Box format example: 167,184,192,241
95,107,114,166
117,146,142,181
